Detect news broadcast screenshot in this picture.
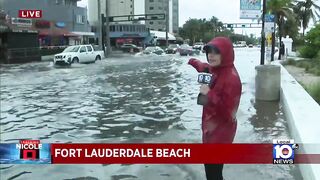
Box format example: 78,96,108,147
1,0,320,179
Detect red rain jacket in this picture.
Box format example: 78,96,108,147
188,37,242,143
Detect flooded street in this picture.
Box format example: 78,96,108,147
0,49,302,179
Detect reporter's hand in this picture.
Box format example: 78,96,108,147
200,84,210,95
188,58,198,65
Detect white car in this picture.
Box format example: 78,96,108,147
193,42,204,51
54,45,104,65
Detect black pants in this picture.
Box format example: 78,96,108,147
204,164,224,180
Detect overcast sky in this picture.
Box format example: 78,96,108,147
78,0,320,37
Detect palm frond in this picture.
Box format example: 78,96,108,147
311,1,320,10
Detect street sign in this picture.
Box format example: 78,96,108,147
265,14,275,22
265,22,275,33
264,14,275,33
240,0,262,19
266,33,272,46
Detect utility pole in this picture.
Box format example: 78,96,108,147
97,0,102,50
165,0,169,47
260,0,266,65
271,15,276,61
105,0,111,56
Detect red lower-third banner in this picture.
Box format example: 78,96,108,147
2,143,319,164
51,144,277,164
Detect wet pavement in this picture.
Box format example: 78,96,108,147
0,49,303,179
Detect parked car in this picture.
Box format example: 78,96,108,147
120,44,141,53
143,46,164,55
165,44,180,54
193,42,204,51
178,44,200,56
53,44,104,66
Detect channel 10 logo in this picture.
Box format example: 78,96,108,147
198,73,212,84
273,139,298,164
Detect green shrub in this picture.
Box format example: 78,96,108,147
285,59,296,65
317,51,320,60
299,24,320,59
296,61,309,68
299,46,318,58
307,67,320,76
306,83,320,104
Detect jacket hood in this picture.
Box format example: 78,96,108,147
205,37,234,68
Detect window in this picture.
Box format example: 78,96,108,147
86,46,93,52
149,7,154,10
80,46,86,53
77,15,85,24
119,26,123,32
150,0,154,2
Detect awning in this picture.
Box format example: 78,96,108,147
71,31,95,36
38,28,79,37
150,30,176,41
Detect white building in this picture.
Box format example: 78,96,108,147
145,0,179,34
88,0,138,26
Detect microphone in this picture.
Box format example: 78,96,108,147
197,68,212,84
197,67,213,105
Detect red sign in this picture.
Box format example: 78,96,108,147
19,10,42,18
35,20,50,28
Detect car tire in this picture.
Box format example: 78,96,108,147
72,57,79,63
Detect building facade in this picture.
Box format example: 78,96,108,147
145,0,179,34
88,0,149,47
2,0,92,46
88,0,135,26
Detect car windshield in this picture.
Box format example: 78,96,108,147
63,46,80,52
168,44,178,48
180,44,190,48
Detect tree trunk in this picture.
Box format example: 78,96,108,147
302,27,305,37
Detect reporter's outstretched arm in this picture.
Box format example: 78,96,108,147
188,58,209,72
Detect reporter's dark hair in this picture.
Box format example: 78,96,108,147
203,44,220,54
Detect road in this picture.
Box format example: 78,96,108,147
0,48,302,179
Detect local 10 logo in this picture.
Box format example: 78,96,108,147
273,139,299,164
198,73,212,85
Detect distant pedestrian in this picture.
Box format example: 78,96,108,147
188,37,242,180
280,42,285,60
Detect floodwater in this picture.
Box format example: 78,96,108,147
0,49,302,179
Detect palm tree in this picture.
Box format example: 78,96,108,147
293,0,320,36
209,16,224,33
267,0,296,59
